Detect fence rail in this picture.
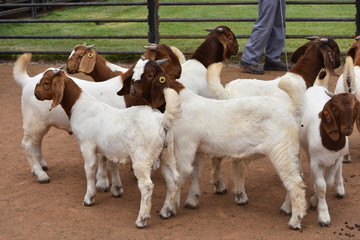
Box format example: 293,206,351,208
0,0,358,55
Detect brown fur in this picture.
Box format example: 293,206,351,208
34,70,82,118
346,38,360,66
290,38,340,88
319,93,360,151
66,45,123,82
118,60,184,110
190,26,239,68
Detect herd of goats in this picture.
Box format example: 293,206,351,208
12,25,360,229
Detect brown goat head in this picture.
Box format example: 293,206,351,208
190,25,238,67
66,44,96,74
291,38,340,71
320,92,360,142
142,43,182,79
346,36,360,65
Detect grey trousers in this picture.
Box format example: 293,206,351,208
241,0,286,66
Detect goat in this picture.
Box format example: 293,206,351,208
177,25,239,98
118,59,307,230
300,68,360,227
66,43,128,81
207,37,341,195
13,53,126,196
334,37,360,162
34,69,182,228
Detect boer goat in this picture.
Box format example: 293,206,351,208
300,68,360,227
207,37,341,196
34,69,182,228
118,59,307,230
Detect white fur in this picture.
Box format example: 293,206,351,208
300,85,349,227
40,80,181,228
13,54,124,195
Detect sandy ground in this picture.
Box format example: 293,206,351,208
1,60,359,240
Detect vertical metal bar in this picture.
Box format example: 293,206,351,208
147,0,159,44
31,0,37,18
356,0,360,36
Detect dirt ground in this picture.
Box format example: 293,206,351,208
1,59,360,240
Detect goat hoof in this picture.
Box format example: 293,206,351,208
136,217,148,228
234,192,248,205
111,186,124,198
160,207,176,219
184,202,198,209
96,186,109,192
288,224,302,230
319,221,330,228
214,188,228,195
37,178,50,184
336,193,344,199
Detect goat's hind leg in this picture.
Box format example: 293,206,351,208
22,126,51,183
232,159,248,205
211,157,228,194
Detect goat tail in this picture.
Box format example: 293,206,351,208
278,76,306,118
206,62,230,100
313,68,330,88
13,53,32,88
342,56,356,93
170,46,186,65
162,88,182,130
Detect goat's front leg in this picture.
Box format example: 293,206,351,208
333,160,345,198
132,161,154,228
310,161,330,227
184,152,206,209
210,156,228,194
82,146,98,206
22,127,51,183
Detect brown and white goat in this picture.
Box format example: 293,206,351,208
34,69,182,228
300,68,360,227
119,59,307,230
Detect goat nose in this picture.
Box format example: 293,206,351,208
343,127,353,136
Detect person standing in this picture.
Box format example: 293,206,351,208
240,0,290,74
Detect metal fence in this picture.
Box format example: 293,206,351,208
0,0,358,55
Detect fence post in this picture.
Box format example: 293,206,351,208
147,0,159,44
357,0,360,36
31,0,37,18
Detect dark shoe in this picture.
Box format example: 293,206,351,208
239,60,264,75
264,58,291,71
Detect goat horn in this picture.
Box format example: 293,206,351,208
144,45,157,51
216,27,224,33
53,68,62,75
355,36,360,40
320,38,329,43
82,42,87,46
86,44,96,49
155,59,169,65
140,55,146,60
305,36,318,41
325,90,336,98
204,28,215,32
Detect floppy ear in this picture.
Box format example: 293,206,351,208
151,74,169,109
117,65,134,96
347,45,357,62
320,101,339,141
50,76,65,111
355,101,360,132
291,42,312,63
79,49,96,74
319,43,337,75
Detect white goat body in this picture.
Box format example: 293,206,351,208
129,60,307,229
34,73,181,228
13,54,124,194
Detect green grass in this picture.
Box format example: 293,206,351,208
0,0,356,62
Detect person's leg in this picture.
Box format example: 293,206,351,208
241,0,278,66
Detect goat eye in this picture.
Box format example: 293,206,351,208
78,55,83,59
147,74,154,78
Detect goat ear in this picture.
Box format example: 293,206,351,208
79,49,96,74
319,44,337,76
320,102,339,141
50,76,65,111
117,65,135,96
347,45,357,62
151,74,168,108
291,42,311,63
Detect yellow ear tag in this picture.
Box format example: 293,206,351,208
88,53,94,58
159,76,166,83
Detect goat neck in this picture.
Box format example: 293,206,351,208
289,57,322,88
89,54,123,82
